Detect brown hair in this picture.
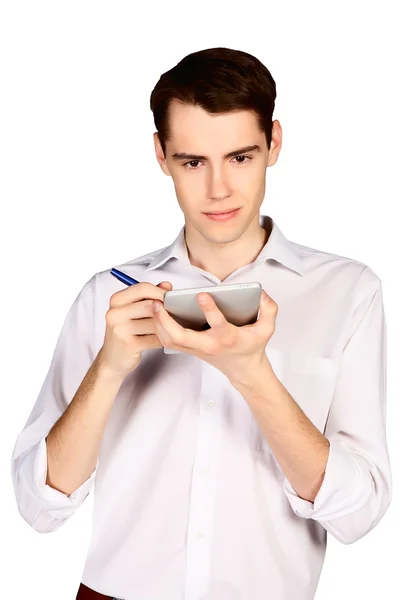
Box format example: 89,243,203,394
149,47,277,158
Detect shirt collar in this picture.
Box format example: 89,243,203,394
144,213,304,276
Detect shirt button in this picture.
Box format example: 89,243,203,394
199,466,210,475
208,400,215,407
196,531,205,539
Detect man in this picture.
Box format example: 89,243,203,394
11,47,391,600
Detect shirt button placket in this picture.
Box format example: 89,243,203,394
184,365,223,600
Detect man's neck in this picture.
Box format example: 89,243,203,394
185,217,271,282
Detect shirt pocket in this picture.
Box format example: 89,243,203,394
248,347,338,454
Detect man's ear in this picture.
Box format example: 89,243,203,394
153,132,171,176
266,120,283,168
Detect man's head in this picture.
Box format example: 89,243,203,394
149,47,282,248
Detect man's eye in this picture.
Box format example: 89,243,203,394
184,160,201,169
182,155,253,170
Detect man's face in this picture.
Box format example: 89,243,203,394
154,100,282,243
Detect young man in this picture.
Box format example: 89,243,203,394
11,47,391,600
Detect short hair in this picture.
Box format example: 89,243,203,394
150,47,277,158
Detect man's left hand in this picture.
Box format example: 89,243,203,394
152,289,277,387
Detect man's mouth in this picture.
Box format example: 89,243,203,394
203,208,241,221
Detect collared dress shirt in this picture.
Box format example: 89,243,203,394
11,214,392,600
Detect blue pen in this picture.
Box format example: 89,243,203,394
110,267,140,286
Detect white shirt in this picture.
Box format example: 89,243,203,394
11,214,392,600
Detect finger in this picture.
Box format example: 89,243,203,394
153,299,214,352
248,289,276,331
197,293,229,329
110,281,169,307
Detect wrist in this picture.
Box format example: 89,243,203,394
95,352,128,385
229,354,275,394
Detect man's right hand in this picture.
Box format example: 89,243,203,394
98,280,173,379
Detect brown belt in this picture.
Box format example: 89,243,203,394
75,582,117,599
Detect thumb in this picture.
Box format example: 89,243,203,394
157,281,173,290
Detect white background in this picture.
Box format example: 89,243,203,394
1,1,398,598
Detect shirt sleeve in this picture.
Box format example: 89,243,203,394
283,267,392,544
10,274,100,533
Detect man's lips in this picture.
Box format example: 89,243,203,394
204,208,240,215
204,208,241,220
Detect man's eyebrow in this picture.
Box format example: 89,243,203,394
171,144,262,161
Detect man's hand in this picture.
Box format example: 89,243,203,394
152,289,277,386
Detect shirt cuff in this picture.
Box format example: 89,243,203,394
283,437,374,520
32,436,98,519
